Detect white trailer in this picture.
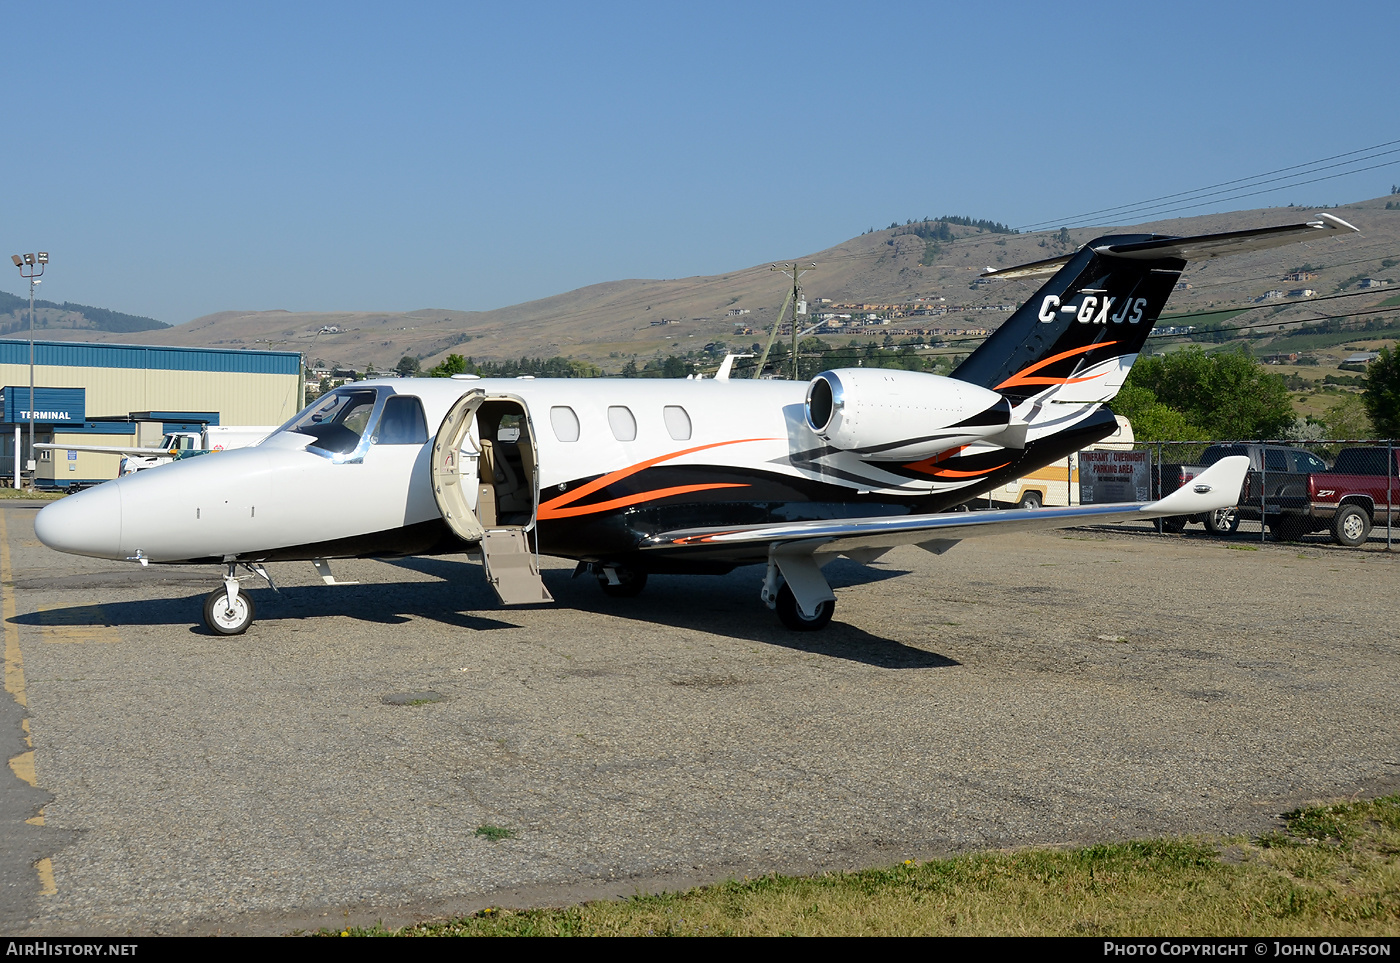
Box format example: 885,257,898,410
997,416,1135,509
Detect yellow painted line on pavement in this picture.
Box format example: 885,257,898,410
0,508,56,896
9,748,35,785
34,858,56,895
1,509,24,709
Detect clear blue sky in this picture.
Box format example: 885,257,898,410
2,1,1396,324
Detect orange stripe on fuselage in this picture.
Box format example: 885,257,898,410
924,463,1011,478
902,445,966,473
539,483,749,520
536,437,777,520
901,445,1010,479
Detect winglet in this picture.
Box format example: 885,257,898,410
1138,455,1248,518
1315,211,1360,233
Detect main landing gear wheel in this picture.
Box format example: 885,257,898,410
597,566,648,598
203,588,255,635
775,583,834,632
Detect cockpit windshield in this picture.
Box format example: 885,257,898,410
279,388,380,455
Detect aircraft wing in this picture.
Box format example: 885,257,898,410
647,456,1248,558
34,443,173,458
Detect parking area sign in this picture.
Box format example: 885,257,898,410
1079,450,1150,504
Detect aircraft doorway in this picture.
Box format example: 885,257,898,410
431,390,551,605
474,400,537,529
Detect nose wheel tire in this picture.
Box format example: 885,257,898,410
203,589,255,635
775,583,834,632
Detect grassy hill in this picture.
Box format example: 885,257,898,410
29,196,1400,374
0,289,169,336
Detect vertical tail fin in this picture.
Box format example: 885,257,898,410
952,236,1183,406
953,216,1359,406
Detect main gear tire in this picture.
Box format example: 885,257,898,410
775,583,834,632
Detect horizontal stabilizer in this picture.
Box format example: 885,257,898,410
982,214,1359,280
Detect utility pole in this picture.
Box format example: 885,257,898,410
10,252,48,488
754,262,815,379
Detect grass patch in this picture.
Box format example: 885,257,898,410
338,797,1400,937
1225,545,1260,551
474,825,515,842
0,488,64,500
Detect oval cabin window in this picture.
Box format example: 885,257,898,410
607,406,637,442
550,406,580,442
663,406,691,441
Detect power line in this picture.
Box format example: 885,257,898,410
1013,138,1400,232
1075,158,1400,227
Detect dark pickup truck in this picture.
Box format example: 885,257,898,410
1157,444,1328,535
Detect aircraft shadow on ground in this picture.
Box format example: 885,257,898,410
534,557,960,670
11,557,958,669
10,576,522,635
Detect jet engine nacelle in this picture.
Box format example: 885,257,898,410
804,368,1014,460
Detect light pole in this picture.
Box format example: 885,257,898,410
10,252,47,488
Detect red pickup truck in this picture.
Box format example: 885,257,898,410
1285,447,1400,545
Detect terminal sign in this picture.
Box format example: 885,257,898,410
0,387,85,426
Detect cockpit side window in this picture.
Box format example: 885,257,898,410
371,396,429,446
284,388,379,455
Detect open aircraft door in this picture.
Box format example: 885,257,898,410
431,388,553,605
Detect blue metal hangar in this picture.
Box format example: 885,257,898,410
0,340,303,489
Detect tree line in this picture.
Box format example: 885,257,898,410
1110,345,1400,441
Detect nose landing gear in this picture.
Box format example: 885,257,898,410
201,560,273,635
203,587,255,635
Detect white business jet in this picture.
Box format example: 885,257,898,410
34,215,1358,635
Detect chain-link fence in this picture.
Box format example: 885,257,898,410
1099,439,1398,549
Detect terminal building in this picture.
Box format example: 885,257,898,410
0,339,303,489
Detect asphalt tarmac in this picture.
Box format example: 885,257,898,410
3,500,1398,935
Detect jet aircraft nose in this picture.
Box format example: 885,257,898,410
34,482,123,560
